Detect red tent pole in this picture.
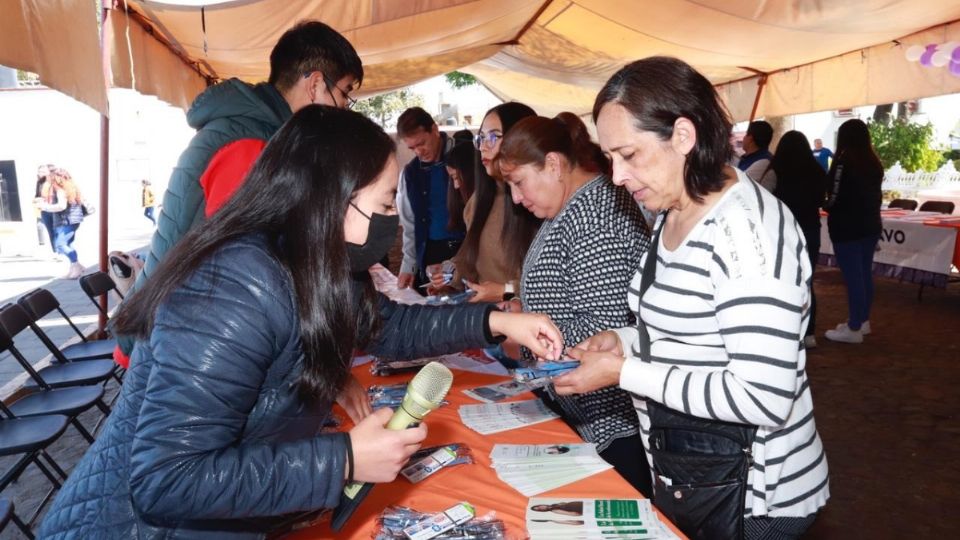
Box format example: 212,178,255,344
97,0,112,337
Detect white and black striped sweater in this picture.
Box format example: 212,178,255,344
615,169,830,518
521,176,651,451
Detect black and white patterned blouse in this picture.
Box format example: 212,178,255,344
520,175,651,451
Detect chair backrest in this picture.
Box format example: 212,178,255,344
0,303,34,339
888,198,918,211
79,271,122,317
79,271,120,299
17,288,60,320
918,200,955,214
17,289,88,344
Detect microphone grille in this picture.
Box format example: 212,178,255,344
409,361,454,404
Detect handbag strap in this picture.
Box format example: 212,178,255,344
635,214,665,363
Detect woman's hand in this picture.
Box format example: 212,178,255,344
553,349,625,396
571,330,623,356
349,408,428,483
464,280,505,303
489,311,562,361
427,264,449,288
336,374,373,423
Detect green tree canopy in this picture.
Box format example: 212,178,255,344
353,90,424,128
868,118,944,172
444,71,478,89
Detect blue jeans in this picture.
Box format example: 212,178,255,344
144,206,156,225
833,234,879,331
54,223,80,263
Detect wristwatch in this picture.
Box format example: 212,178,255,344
502,282,515,302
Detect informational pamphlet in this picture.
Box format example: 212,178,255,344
489,444,613,496
458,399,560,434
463,379,530,403
525,498,680,539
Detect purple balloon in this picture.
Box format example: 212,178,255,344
920,44,938,67
951,45,960,77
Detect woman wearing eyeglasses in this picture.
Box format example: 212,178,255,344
430,103,541,307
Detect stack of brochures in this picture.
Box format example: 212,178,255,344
525,498,680,539
458,399,559,434
489,444,613,496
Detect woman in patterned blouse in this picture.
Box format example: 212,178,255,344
498,112,652,495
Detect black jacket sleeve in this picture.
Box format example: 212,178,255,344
367,294,501,359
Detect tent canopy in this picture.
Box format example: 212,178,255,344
6,1,960,120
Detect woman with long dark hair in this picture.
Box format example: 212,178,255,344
498,113,652,495
823,118,884,344
39,106,562,539
443,141,477,234
433,102,540,302
765,131,827,347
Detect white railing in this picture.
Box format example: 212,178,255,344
882,161,960,196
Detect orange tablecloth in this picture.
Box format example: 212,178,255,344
285,366,686,539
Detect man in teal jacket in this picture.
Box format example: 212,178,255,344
116,20,362,363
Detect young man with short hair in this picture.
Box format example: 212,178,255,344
738,120,774,186
117,20,362,363
395,107,464,289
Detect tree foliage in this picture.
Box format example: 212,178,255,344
353,90,424,128
444,71,478,89
868,118,944,172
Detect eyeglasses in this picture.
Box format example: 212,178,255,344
474,131,502,150
323,75,357,109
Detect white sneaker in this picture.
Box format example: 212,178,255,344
804,336,817,349
825,324,863,344
64,262,84,280
833,321,871,335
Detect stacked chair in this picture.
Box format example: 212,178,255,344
0,274,125,536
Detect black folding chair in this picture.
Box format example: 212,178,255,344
17,288,115,364
78,271,123,321
0,303,119,391
0,328,106,445
887,198,918,210
918,200,955,214
0,403,69,530
0,498,35,539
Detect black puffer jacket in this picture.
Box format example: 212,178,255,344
38,234,497,539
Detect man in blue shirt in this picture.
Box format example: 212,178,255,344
396,107,464,289
813,138,834,171
737,120,774,183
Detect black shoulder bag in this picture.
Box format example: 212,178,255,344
636,219,757,540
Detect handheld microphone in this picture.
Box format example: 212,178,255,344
330,361,454,531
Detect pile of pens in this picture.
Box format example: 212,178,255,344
368,383,449,409
373,505,506,540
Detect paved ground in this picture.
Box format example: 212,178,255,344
1,242,958,538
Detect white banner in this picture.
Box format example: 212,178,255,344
820,215,956,274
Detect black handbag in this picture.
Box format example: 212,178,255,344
636,218,757,540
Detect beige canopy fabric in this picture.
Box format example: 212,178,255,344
462,0,960,119
4,0,960,120
109,0,546,110
0,0,108,114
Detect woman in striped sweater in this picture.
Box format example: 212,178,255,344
555,57,828,539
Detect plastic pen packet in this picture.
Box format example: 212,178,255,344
401,443,474,483
426,284,476,306
512,359,580,388
368,383,449,410
374,503,506,540
370,356,436,376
